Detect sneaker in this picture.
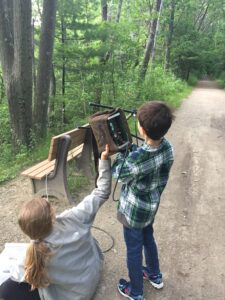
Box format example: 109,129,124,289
117,278,145,300
142,266,164,289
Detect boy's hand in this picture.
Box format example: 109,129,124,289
101,144,110,160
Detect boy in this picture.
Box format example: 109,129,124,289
112,101,174,300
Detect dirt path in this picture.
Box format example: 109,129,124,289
0,80,225,300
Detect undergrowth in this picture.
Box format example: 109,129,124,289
0,67,193,184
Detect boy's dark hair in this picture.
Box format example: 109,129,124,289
137,101,174,140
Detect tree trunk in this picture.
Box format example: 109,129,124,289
34,0,57,138
94,0,108,105
32,18,37,96
165,0,176,70
101,0,107,21
49,64,56,97
0,0,32,148
61,13,66,125
197,2,209,32
126,0,130,18
116,0,123,23
139,0,163,80
49,64,56,125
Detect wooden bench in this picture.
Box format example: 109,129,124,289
21,124,93,203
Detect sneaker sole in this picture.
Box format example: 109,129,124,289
149,280,164,289
117,284,133,300
117,284,146,300
143,276,164,289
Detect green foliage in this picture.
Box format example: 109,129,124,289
187,74,198,86
141,65,191,107
67,162,90,196
48,95,90,133
169,0,225,80
0,99,51,183
217,71,225,88
2,0,225,186
0,133,50,184
0,94,89,183
0,102,10,144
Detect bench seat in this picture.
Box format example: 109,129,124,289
21,144,84,180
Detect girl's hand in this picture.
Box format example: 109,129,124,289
101,144,110,160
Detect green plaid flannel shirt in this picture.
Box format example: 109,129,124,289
112,138,174,228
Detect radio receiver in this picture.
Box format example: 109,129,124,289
90,108,132,154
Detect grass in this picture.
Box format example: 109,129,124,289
167,85,192,108
67,160,90,194
0,138,51,184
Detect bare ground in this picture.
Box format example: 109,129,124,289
0,80,225,300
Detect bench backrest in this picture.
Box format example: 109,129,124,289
48,124,89,161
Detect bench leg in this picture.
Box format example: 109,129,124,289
31,176,73,203
31,135,74,203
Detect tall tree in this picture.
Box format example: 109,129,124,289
60,11,66,125
116,0,123,23
139,0,163,80
0,0,32,148
165,0,176,70
33,0,57,138
101,0,108,21
126,0,131,18
194,0,210,32
94,0,108,104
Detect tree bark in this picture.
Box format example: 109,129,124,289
32,18,37,96
49,64,56,97
116,0,123,23
34,0,57,138
197,2,209,32
126,0,130,18
49,64,56,122
0,1,14,81
94,0,108,105
0,0,32,148
101,0,107,21
61,13,66,124
139,0,163,80
165,0,176,70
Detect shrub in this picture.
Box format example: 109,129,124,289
141,65,191,107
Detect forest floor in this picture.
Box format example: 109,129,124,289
0,80,225,300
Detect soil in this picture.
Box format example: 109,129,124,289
0,80,225,300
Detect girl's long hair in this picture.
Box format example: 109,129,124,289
18,197,54,290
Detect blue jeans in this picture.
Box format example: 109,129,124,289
123,223,160,296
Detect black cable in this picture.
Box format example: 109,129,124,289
89,102,136,115
130,134,144,141
91,225,115,253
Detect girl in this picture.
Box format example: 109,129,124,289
0,145,111,300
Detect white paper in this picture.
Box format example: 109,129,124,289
0,243,28,285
